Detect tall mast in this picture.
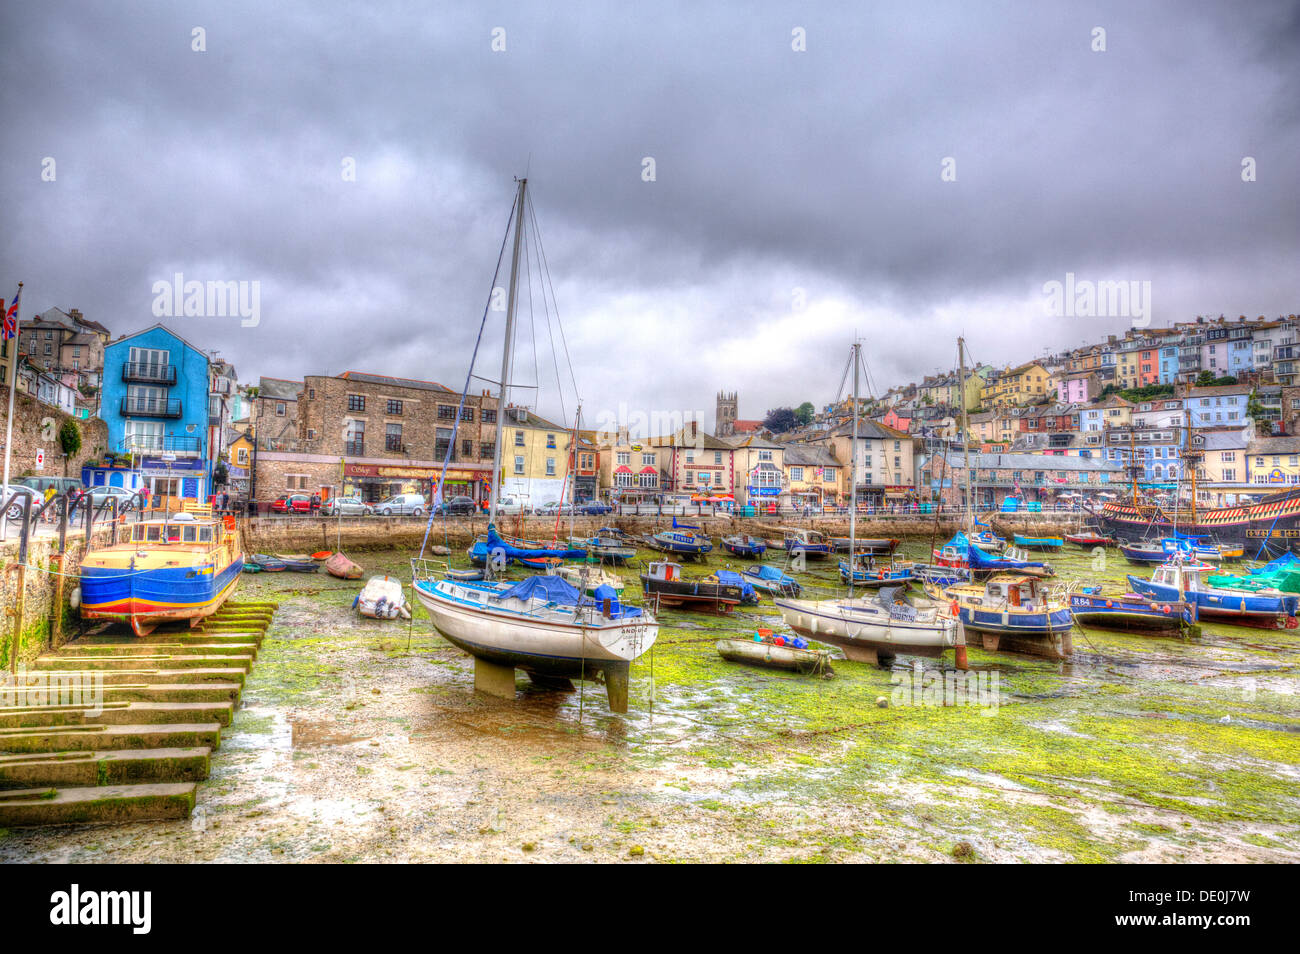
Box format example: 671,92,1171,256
488,178,527,536
959,337,973,537
849,342,859,597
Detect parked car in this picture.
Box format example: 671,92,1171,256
1,483,40,520
271,493,320,514
320,495,372,516
85,486,145,511
17,476,84,497
576,501,613,515
375,493,426,517
440,495,477,515
495,495,530,515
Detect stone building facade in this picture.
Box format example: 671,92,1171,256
252,371,498,505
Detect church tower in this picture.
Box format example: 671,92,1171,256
716,390,738,437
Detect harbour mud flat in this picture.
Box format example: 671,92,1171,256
2,543,1297,863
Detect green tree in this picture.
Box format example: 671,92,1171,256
764,407,799,433
58,419,82,477
795,401,815,425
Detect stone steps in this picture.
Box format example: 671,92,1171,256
0,783,197,825
0,748,211,787
0,598,277,827
0,722,222,754
33,653,254,673
0,700,234,729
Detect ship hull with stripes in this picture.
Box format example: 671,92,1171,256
1094,489,1300,559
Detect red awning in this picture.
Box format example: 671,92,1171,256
614,465,633,473
639,466,657,474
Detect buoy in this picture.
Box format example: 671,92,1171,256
875,696,889,708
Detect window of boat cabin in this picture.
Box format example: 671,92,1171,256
199,527,213,542
183,525,197,543
145,524,161,542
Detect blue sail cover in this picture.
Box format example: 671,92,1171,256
940,531,970,554
968,544,1048,572
496,574,583,606
714,569,757,603
1253,552,1300,575
486,525,586,560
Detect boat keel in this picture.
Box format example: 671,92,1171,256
474,658,518,700
603,662,630,714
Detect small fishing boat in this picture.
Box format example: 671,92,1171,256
912,563,971,587
80,511,243,636
249,554,287,572
782,528,832,559
774,586,959,664
1120,541,1169,565
968,529,1005,551
940,574,1073,658
242,561,264,574
276,554,319,573
707,569,759,604
829,536,899,555
1069,591,1197,635
1064,531,1115,547
640,560,743,613
644,523,712,559
356,575,412,619
554,563,626,597
1160,533,1241,562
1012,534,1063,551
469,528,586,567
839,554,916,587
446,567,486,582
741,563,802,597
716,632,832,675
721,533,767,558
570,533,636,564
324,552,363,580
1128,562,1300,629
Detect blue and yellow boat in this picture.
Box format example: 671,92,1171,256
80,510,243,636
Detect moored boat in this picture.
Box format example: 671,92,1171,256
782,527,831,559
839,554,916,587
1127,562,1300,629
716,633,832,675
1120,541,1169,565
356,575,412,619
741,563,802,597
1068,591,1197,635
1064,531,1115,547
1012,534,1064,551
640,560,743,613
774,586,958,664
324,552,364,579
829,536,899,555
940,574,1073,658
80,511,243,636
721,533,767,558
645,519,712,559
554,563,626,597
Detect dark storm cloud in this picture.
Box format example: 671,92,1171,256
2,0,1296,429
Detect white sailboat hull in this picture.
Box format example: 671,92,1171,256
774,597,958,660
412,579,658,674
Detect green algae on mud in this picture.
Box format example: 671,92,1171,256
1,538,1293,864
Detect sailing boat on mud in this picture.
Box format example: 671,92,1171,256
411,178,658,712
774,342,958,664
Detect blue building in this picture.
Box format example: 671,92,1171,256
88,324,212,502
1184,385,1249,429
1158,345,1180,384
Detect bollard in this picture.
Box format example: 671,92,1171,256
954,620,968,671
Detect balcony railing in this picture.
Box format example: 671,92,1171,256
344,441,365,456
122,362,177,385
118,434,201,456
120,396,183,418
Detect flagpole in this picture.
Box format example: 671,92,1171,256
1,281,23,541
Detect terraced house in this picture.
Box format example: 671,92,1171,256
499,406,574,506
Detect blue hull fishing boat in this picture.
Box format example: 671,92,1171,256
782,528,832,559
741,564,802,597
721,534,766,558
1120,541,1167,565
646,518,712,558
839,556,915,587
1012,534,1063,551
1069,592,1197,635
967,543,1054,578
1128,562,1300,629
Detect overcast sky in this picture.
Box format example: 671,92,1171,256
3,1,1297,434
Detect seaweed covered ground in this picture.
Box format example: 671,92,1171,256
2,538,1297,863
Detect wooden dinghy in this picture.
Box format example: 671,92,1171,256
716,634,832,675
324,552,364,579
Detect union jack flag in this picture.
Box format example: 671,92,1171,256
1,287,19,340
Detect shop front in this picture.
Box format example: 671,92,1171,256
343,463,485,505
